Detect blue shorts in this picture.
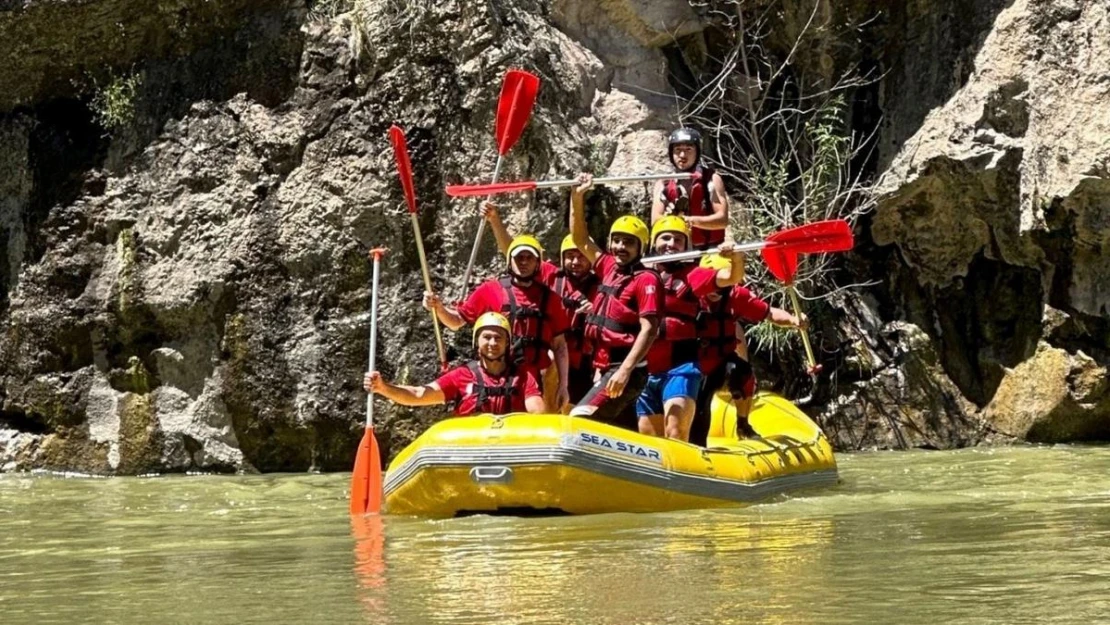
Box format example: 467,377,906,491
635,362,703,418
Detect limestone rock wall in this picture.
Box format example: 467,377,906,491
1,0,1108,473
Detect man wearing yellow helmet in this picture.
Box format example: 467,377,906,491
364,312,545,416
566,173,663,427
635,216,745,441
424,230,571,411
477,202,599,405
689,254,807,444
652,127,730,250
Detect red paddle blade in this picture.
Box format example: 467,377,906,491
760,219,853,283
495,69,540,155
349,426,383,515
445,180,539,197
763,247,799,283
766,219,854,254
388,125,418,214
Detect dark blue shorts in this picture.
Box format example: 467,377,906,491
635,362,703,418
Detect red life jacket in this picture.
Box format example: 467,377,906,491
658,267,701,342
662,164,724,249
498,276,551,367
553,271,599,369
646,265,702,370
462,361,522,415
696,290,739,364
584,264,656,362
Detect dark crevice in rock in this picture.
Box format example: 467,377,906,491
895,252,1043,407
24,99,110,265
0,408,49,435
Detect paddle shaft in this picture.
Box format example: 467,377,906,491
786,285,818,373
536,171,697,190
366,251,383,428
642,240,768,265
410,212,448,369
460,155,503,295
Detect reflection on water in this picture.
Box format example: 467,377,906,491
3,446,1110,624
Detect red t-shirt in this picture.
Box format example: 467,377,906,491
540,260,599,370
696,285,771,373
646,264,720,373
457,276,570,369
730,285,771,324
435,363,542,416
538,260,561,284
588,253,664,370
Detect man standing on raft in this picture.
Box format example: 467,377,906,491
566,174,663,428
651,127,730,251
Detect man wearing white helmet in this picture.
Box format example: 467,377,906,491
479,200,599,405
424,231,571,411
364,312,545,416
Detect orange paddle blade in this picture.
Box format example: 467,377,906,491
349,426,383,515
388,125,418,214
495,69,540,155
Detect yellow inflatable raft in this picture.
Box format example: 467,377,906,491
384,391,837,517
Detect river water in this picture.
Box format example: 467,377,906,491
2,446,1109,624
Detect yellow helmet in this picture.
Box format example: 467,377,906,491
608,216,649,252
472,311,511,343
700,253,731,271
651,215,690,244
506,234,544,263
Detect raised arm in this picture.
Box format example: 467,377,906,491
651,179,667,224
423,292,465,330
480,200,513,256
713,242,746,288
569,173,602,264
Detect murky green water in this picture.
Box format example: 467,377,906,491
3,446,1110,624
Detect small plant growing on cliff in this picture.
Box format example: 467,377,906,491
90,71,142,133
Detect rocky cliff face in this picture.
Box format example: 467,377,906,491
1,0,1106,474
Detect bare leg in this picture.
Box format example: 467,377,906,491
663,396,696,442
639,415,664,436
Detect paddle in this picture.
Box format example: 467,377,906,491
761,220,856,401
388,125,448,372
350,247,387,516
446,171,699,198
641,219,853,265
460,69,540,294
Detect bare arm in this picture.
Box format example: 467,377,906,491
685,173,729,231
551,334,569,396
651,179,666,224
423,292,465,330
481,201,513,256
619,315,660,372
768,307,807,329
569,174,602,264
365,372,446,406
714,242,746,288
604,315,660,398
